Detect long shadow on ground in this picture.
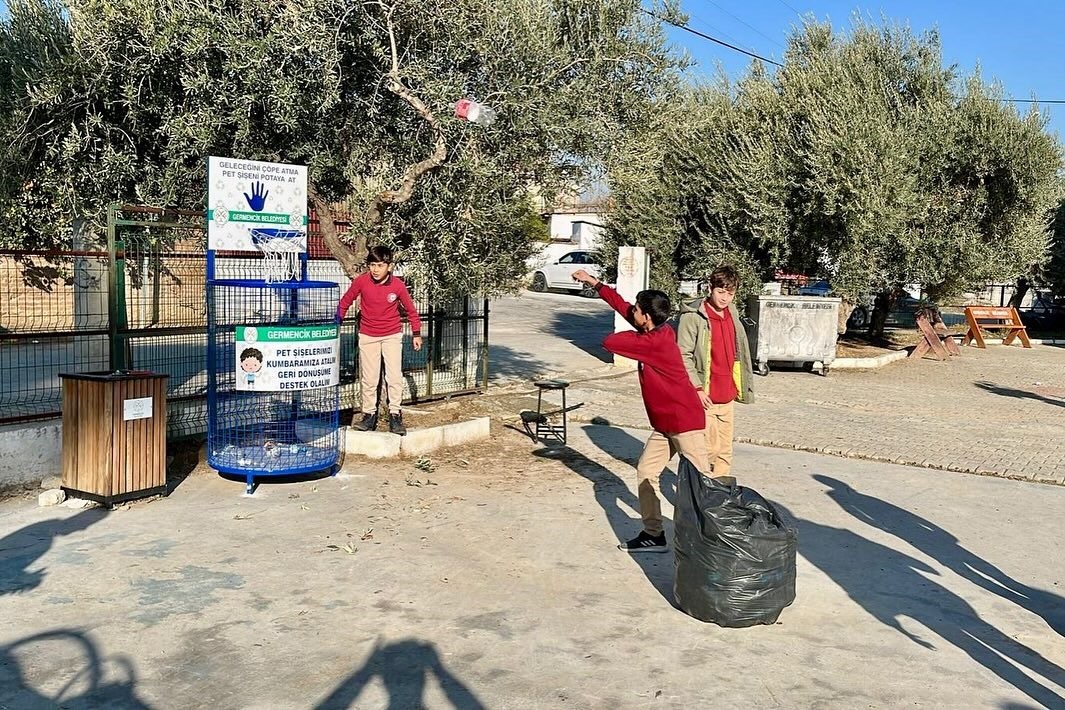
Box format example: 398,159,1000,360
816,474,1065,636
0,509,108,596
0,629,151,708
315,638,484,709
975,381,1065,409
547,309,613,364
777,496,1065,708
532,441,675,604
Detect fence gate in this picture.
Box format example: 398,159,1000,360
0,204,489,436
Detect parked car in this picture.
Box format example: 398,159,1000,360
1020,291,1065,330
529,250,602,296
794,280,926,329
797,280,832,297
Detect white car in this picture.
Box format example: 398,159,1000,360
529,250,602,296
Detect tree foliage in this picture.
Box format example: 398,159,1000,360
603,19,1063,332
0,0,680,296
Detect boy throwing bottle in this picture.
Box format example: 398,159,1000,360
572,268,713,554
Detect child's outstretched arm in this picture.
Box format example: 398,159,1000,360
571,269,635,327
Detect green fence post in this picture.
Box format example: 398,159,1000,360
106,204,129,371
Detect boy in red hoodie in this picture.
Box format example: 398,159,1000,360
572,269,712,553
337,246,422,435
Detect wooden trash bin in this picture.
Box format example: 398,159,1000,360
59,371,169,505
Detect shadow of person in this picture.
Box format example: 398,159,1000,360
814,474,1065,637
777,502,1065,708
0,508,108,596
315,639,484,710
583,423,681,520
532,436,675,604
0,629,151,708
974,381,1065,409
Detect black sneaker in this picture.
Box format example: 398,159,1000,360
352,413,377,432
618,531,668,554
389,413,406,436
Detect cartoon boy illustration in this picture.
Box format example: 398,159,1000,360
240,348,264,389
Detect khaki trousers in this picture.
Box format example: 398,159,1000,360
358,333,404,414
704,401,735,477
635,430,711,536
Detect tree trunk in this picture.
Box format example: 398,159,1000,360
837,300,855,334
309,185,364,280
1007,276,1030,309
867,287,902,340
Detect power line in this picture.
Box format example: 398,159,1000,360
775,0,804,18
704,0,786,50
641,8,784,67
1000,98,1065,105
645,10,1065,106
682,7,763,58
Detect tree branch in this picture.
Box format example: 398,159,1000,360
363,4,448,227
310,184,364,278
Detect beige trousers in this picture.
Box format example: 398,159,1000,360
635,430,711,536
704,401,735,477
358,333,404,414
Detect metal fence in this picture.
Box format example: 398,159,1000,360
0,204,488,437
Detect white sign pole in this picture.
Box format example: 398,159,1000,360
613,246,649,368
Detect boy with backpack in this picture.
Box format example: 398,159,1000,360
676,265,754,479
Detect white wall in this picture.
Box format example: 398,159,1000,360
0,421,62,490
548,212,604,242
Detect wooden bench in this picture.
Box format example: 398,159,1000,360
962,306,1031,349
911,313,961,361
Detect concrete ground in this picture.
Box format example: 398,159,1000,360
2,290,1064,708
2,423,1065,708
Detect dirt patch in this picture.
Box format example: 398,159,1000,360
836,329,926,358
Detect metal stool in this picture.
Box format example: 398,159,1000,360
521,379,580,444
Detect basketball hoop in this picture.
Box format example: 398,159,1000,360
251,228,304,282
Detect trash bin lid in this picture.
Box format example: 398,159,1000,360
58,370,169,382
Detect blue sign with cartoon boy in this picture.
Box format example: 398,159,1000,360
240,347,264,388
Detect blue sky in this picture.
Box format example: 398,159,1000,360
662,0,1065,138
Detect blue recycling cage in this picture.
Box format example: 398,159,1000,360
206,250,340,493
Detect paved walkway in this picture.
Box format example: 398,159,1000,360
2,426,1065,708
735,344,1065,483
488,293,1065,485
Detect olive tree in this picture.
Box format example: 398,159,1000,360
1,0,681,297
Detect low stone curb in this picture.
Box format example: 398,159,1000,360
344,417,491,460
832,351,909,369
824,337,1064,371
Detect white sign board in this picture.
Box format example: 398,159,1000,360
613,246,648,368
123,397,154,421
207,157,308,252
236,325,339,391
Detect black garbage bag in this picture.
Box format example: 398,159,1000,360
673,458,797,627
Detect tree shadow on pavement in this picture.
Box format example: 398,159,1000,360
0,629,151,708
487,343,553,383
314,638,484,710
974,381,1065,408
776,499,1065,708
533,426,675,603
0,508,108,596
547,310,613,364
815,474,1065,636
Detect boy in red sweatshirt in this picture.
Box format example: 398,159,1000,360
337,246,422,435
572,269,712,553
